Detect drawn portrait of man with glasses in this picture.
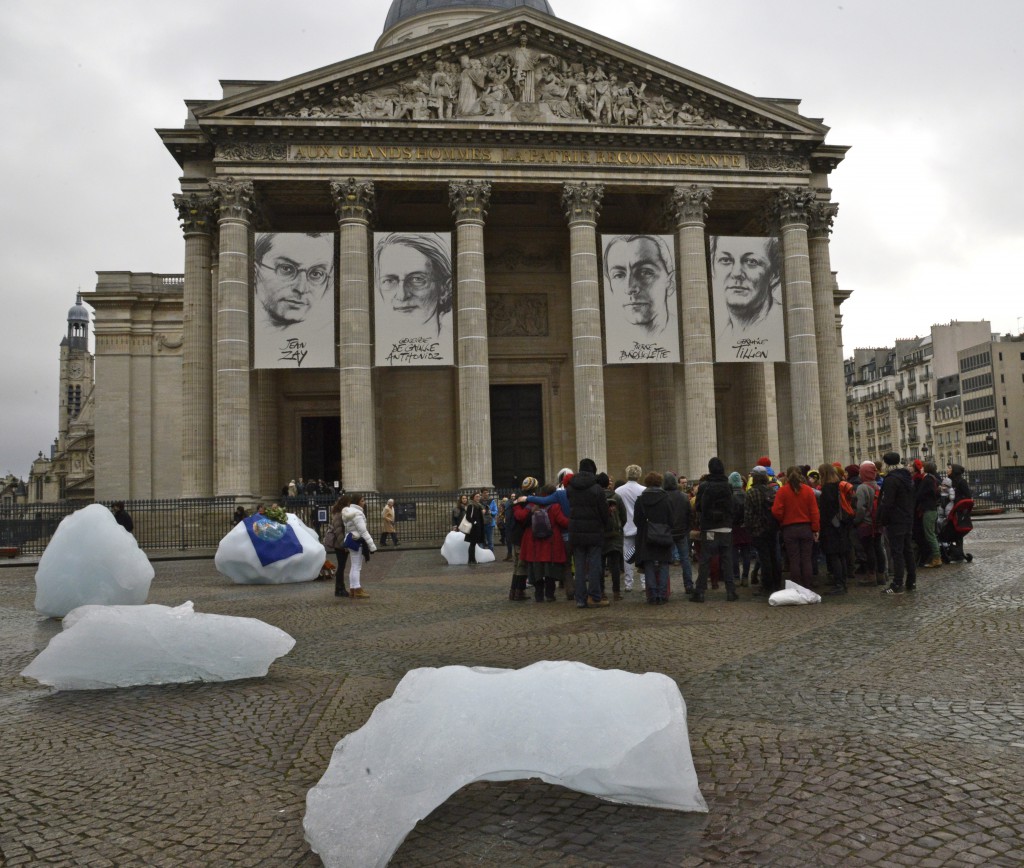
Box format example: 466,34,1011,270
253,232,336,369
373,232,454,367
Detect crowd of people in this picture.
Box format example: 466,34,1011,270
313,451,975,604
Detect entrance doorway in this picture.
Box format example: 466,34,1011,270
301,416,341,487
490,384,544,491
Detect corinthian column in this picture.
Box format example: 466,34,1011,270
670,184,716,473
562,182,607,471
208,178,254,497
450,180,493,489
808,201,849,462
330,178,377,492
772,187,824,464
174,190,216,498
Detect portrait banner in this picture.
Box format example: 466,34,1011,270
373,232,454,367
253,231,336,369
710,235,786,363
601,234,680,364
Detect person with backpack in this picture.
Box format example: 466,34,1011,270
854,460,886,586
515,483,569,603
692,457,738,603
633,471,676,604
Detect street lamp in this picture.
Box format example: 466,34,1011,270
985,431,997,471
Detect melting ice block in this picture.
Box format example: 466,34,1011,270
769,579,822,606
440,530,496,565
215,512,325,584
304,661,707,867
34,503,154,618
21,601,295,690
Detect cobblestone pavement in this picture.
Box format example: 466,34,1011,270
2,518,1023,866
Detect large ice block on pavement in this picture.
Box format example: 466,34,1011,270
34,503,154,618
21,601,295,690
769,579,822,606
440,530,495,565
304,661,707,867
215,512,325,583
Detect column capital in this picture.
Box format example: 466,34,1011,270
330,178,376,224
209,177,254,222
173,191,216,236
562,181,604,225
769,186,817,227
449,180,492,224
807,201,840,238
669,184,713,227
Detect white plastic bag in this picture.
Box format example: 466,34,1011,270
768,579,822,606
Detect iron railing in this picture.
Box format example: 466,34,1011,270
0,492,513,555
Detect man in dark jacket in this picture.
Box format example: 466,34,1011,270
878,451,917,594
692,457,738,602
916,460,942,568
634,471,676,604
663,472,693,593
567,458,612,608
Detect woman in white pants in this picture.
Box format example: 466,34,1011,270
342,495,377,598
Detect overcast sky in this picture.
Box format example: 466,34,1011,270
2,0,1022,477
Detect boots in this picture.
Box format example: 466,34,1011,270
350,587,369,598
925,556,942,568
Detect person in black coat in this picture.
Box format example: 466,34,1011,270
878,452,916,594
463,491,487,564
634,471,676,604
817,464,851,595
566,458,612,608
663,472,693,593
692,457,738,602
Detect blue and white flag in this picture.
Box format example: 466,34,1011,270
244,515,304,566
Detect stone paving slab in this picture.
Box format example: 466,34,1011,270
1,520,1023,866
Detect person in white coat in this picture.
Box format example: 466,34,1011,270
342,495,378,598
615,464,647,592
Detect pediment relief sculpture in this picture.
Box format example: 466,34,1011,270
249,39,741,130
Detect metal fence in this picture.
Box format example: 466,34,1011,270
0,491,508,556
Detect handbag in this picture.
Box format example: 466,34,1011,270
343,532,361,552
323,526,337,549
458,516,473,535
646,521,674,546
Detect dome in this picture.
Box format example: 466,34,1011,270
382,0,555,40
67,292,90,323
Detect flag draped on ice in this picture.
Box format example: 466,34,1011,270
244,515,304,566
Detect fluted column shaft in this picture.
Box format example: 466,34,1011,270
209,178,254,497
671,185,716,473
809,202,849,463
773,187,824,465
331,179,377,492
174,191,216,498
451,181,493,489
562,182,607,471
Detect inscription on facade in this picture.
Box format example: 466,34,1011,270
288,144,745,169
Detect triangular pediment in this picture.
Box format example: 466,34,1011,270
194,8,827,139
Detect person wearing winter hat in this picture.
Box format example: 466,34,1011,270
506,477,539,600
566,457,612,607
854,461,886,585
692,457,739,602
727,471,754,586
878,452,917,594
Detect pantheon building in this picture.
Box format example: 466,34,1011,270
90,0,850,500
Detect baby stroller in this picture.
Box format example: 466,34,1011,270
939,498,974,563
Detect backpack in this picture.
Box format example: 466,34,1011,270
531,506,553,540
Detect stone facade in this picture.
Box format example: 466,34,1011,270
95,4,853,497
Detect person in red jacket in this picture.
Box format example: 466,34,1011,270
771,466,821,588
514,483,570,602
